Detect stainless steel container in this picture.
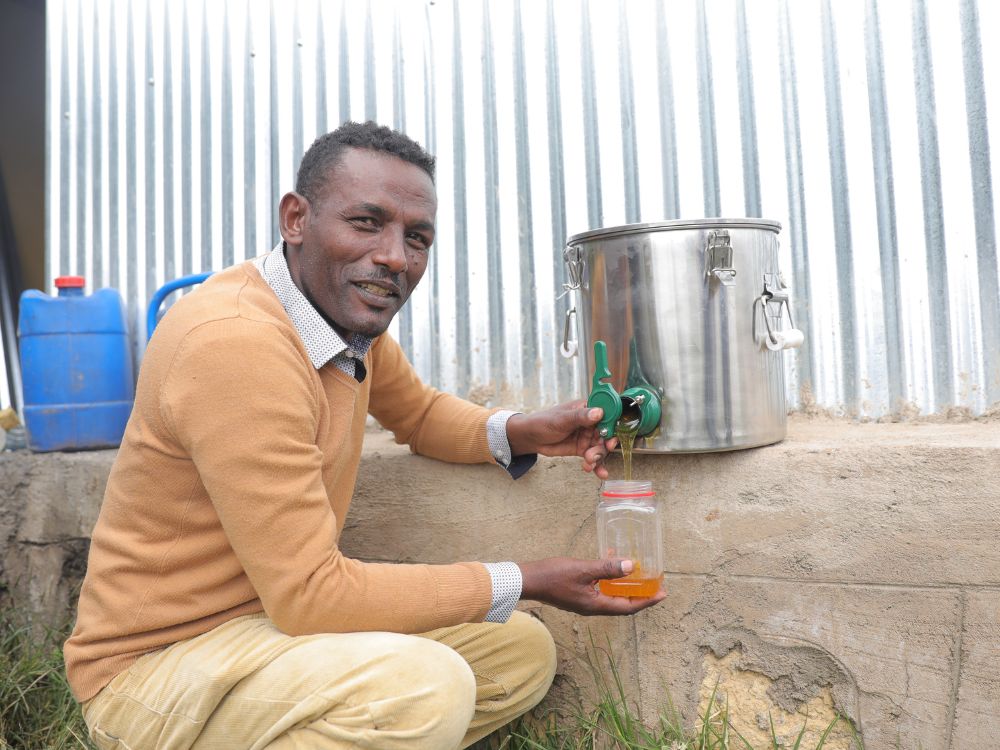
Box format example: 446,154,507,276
561,218,803,453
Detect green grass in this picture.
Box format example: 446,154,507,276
474,639,864,750
494,706,861,750
0,609,91,749
0,607,862,750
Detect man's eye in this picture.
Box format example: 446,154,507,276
351,217,378,228
407,233,431,249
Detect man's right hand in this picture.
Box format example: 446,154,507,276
517,558,666,616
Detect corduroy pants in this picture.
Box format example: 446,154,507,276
81,610,556,750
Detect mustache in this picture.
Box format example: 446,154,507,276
357,269,406,294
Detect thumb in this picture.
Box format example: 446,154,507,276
573,406,603,427
598,557,633,580
547,406,602,433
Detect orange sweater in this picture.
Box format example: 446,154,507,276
65,262,495,702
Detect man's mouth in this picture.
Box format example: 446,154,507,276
355,281,399,299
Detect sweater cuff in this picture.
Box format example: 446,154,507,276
433,562,493,623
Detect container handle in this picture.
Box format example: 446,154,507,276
705,230,736,286
560,307,578,358
558,244,584,299
146,272,214,341
754,272,804,351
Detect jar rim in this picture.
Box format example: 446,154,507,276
601,479,654,497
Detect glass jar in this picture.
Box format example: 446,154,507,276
596,480,663,597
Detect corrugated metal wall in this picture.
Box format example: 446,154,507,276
45,0,999,417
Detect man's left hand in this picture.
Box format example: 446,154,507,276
505,401,618,479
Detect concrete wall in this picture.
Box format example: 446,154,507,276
2,417,998,749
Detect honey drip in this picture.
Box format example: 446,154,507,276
616,412,641,481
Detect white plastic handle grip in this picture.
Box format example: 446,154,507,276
766,328,805,351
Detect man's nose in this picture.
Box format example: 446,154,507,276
372,231,408,274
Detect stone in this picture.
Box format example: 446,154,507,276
0,450,110,628
698,650,855,749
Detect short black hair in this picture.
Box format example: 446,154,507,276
295,121,436,204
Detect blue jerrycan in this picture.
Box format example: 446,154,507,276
18,276,135,451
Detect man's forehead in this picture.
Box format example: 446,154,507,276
333,150,434,194
335,147,433,182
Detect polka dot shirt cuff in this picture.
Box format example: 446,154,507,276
486,410,518,467
486,411,538,479
483,561,522,623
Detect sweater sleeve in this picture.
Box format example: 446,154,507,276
367,333,499,464
161,318,491,635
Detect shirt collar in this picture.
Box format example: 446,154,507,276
254,242,373,370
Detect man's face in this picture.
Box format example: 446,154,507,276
280,147,437,339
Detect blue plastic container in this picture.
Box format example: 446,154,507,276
18,276,135,451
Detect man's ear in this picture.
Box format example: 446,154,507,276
278,192,309,245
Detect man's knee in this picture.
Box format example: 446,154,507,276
386,637,477,744
501,612,557,705
281,634,477,749
255,632,478,750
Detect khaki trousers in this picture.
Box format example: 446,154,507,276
82,610,556,750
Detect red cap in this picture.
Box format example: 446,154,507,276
55,276,86,289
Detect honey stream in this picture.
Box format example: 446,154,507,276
616,413,640,482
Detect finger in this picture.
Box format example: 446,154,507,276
560,406,602,430
582,457,608,478
583,444,608,465
636,591,668,608
581,431,615,457
577,407,604,430
584,592,661,616
519,401,589,430
624,591,667,612
600,591,667,614
536,406,604,448
588,583,666,609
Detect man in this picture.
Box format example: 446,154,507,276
65,121,664,750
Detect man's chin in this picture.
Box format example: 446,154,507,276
331,300,404,338
348,314,396,339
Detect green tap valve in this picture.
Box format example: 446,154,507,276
621,385,661,435
622,337,662,435
587,341,622,438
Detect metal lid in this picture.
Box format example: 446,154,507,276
567,217,782,245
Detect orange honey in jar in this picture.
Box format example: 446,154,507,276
596,480,664,598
